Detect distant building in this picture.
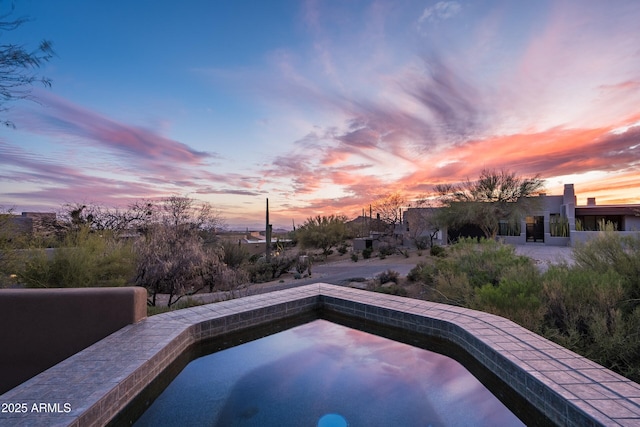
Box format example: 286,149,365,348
401,184,640,246
1,212,61,241
346,215,392,238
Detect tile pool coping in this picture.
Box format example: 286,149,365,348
1,283,639,426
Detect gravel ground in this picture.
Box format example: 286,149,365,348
512,244,574,271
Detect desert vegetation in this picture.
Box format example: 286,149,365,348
2,170,639,384
2,198,249,308
0,203,351,310
406,232,640,383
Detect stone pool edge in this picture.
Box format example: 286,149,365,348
0,283,638,427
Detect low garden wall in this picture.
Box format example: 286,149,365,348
0,287,147,394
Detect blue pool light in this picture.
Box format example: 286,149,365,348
318,413,348,427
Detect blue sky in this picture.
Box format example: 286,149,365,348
1,0,639,229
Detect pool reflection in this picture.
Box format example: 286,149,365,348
135,320,524,426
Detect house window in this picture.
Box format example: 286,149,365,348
576,215,621,231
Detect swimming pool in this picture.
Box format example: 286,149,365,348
133,319,524,426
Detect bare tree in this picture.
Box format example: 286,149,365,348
1,6,54,127
404,206,440,249
133,195,230,307
156,195,224,233
60,202,153,236
435,169,545,239
372,192,406,227
134,224,212,307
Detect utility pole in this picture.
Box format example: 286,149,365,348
265,198,272,262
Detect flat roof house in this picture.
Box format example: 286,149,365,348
402,184,640,246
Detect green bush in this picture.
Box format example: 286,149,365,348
432,270,473,306
474,263,543,330
539,264,640,382
350,252,358,262
436,238,530,288
221,240,249,269
378,243,396,256
407,262,436,284
572,230,640,305
247,260,272,283
362,247,373,259
338,244,348,255
373,284,407,296
404,233,640,383
429,244,445,257
19,227,135,288
247,255,296,283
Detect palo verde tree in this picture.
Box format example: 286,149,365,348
435,169,545,239
296,214,348,256
1,5,54,127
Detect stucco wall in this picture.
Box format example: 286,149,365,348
0,287,147,394
625,216,640,231
570,230,640,245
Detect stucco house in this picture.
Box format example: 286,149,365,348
402,184,640,247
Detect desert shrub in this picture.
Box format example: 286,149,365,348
247,255,296,283
350,252,358,262
19,227,135,288
436,238,530,288
414,236,430,250
407,261,436,284
378,243,396,257
431,270,473,306
572,230,640,305
473,263,543,330
540,266,625,341
221,240,249,269
17,249,51,288
337,244,348,255
429,244,445,257
376,269,400,285
373,284,407,296
539,264,640,382
362,247,373,259
247,260,272,283
295,254,311,274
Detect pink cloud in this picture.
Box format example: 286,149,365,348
27,91,213,169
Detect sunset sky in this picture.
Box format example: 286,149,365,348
1,0,639,229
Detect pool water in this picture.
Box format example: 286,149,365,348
134,320,525,426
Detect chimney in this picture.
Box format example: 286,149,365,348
563,184,576,205
587,197,596,206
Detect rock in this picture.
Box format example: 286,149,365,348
348,281,368,290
